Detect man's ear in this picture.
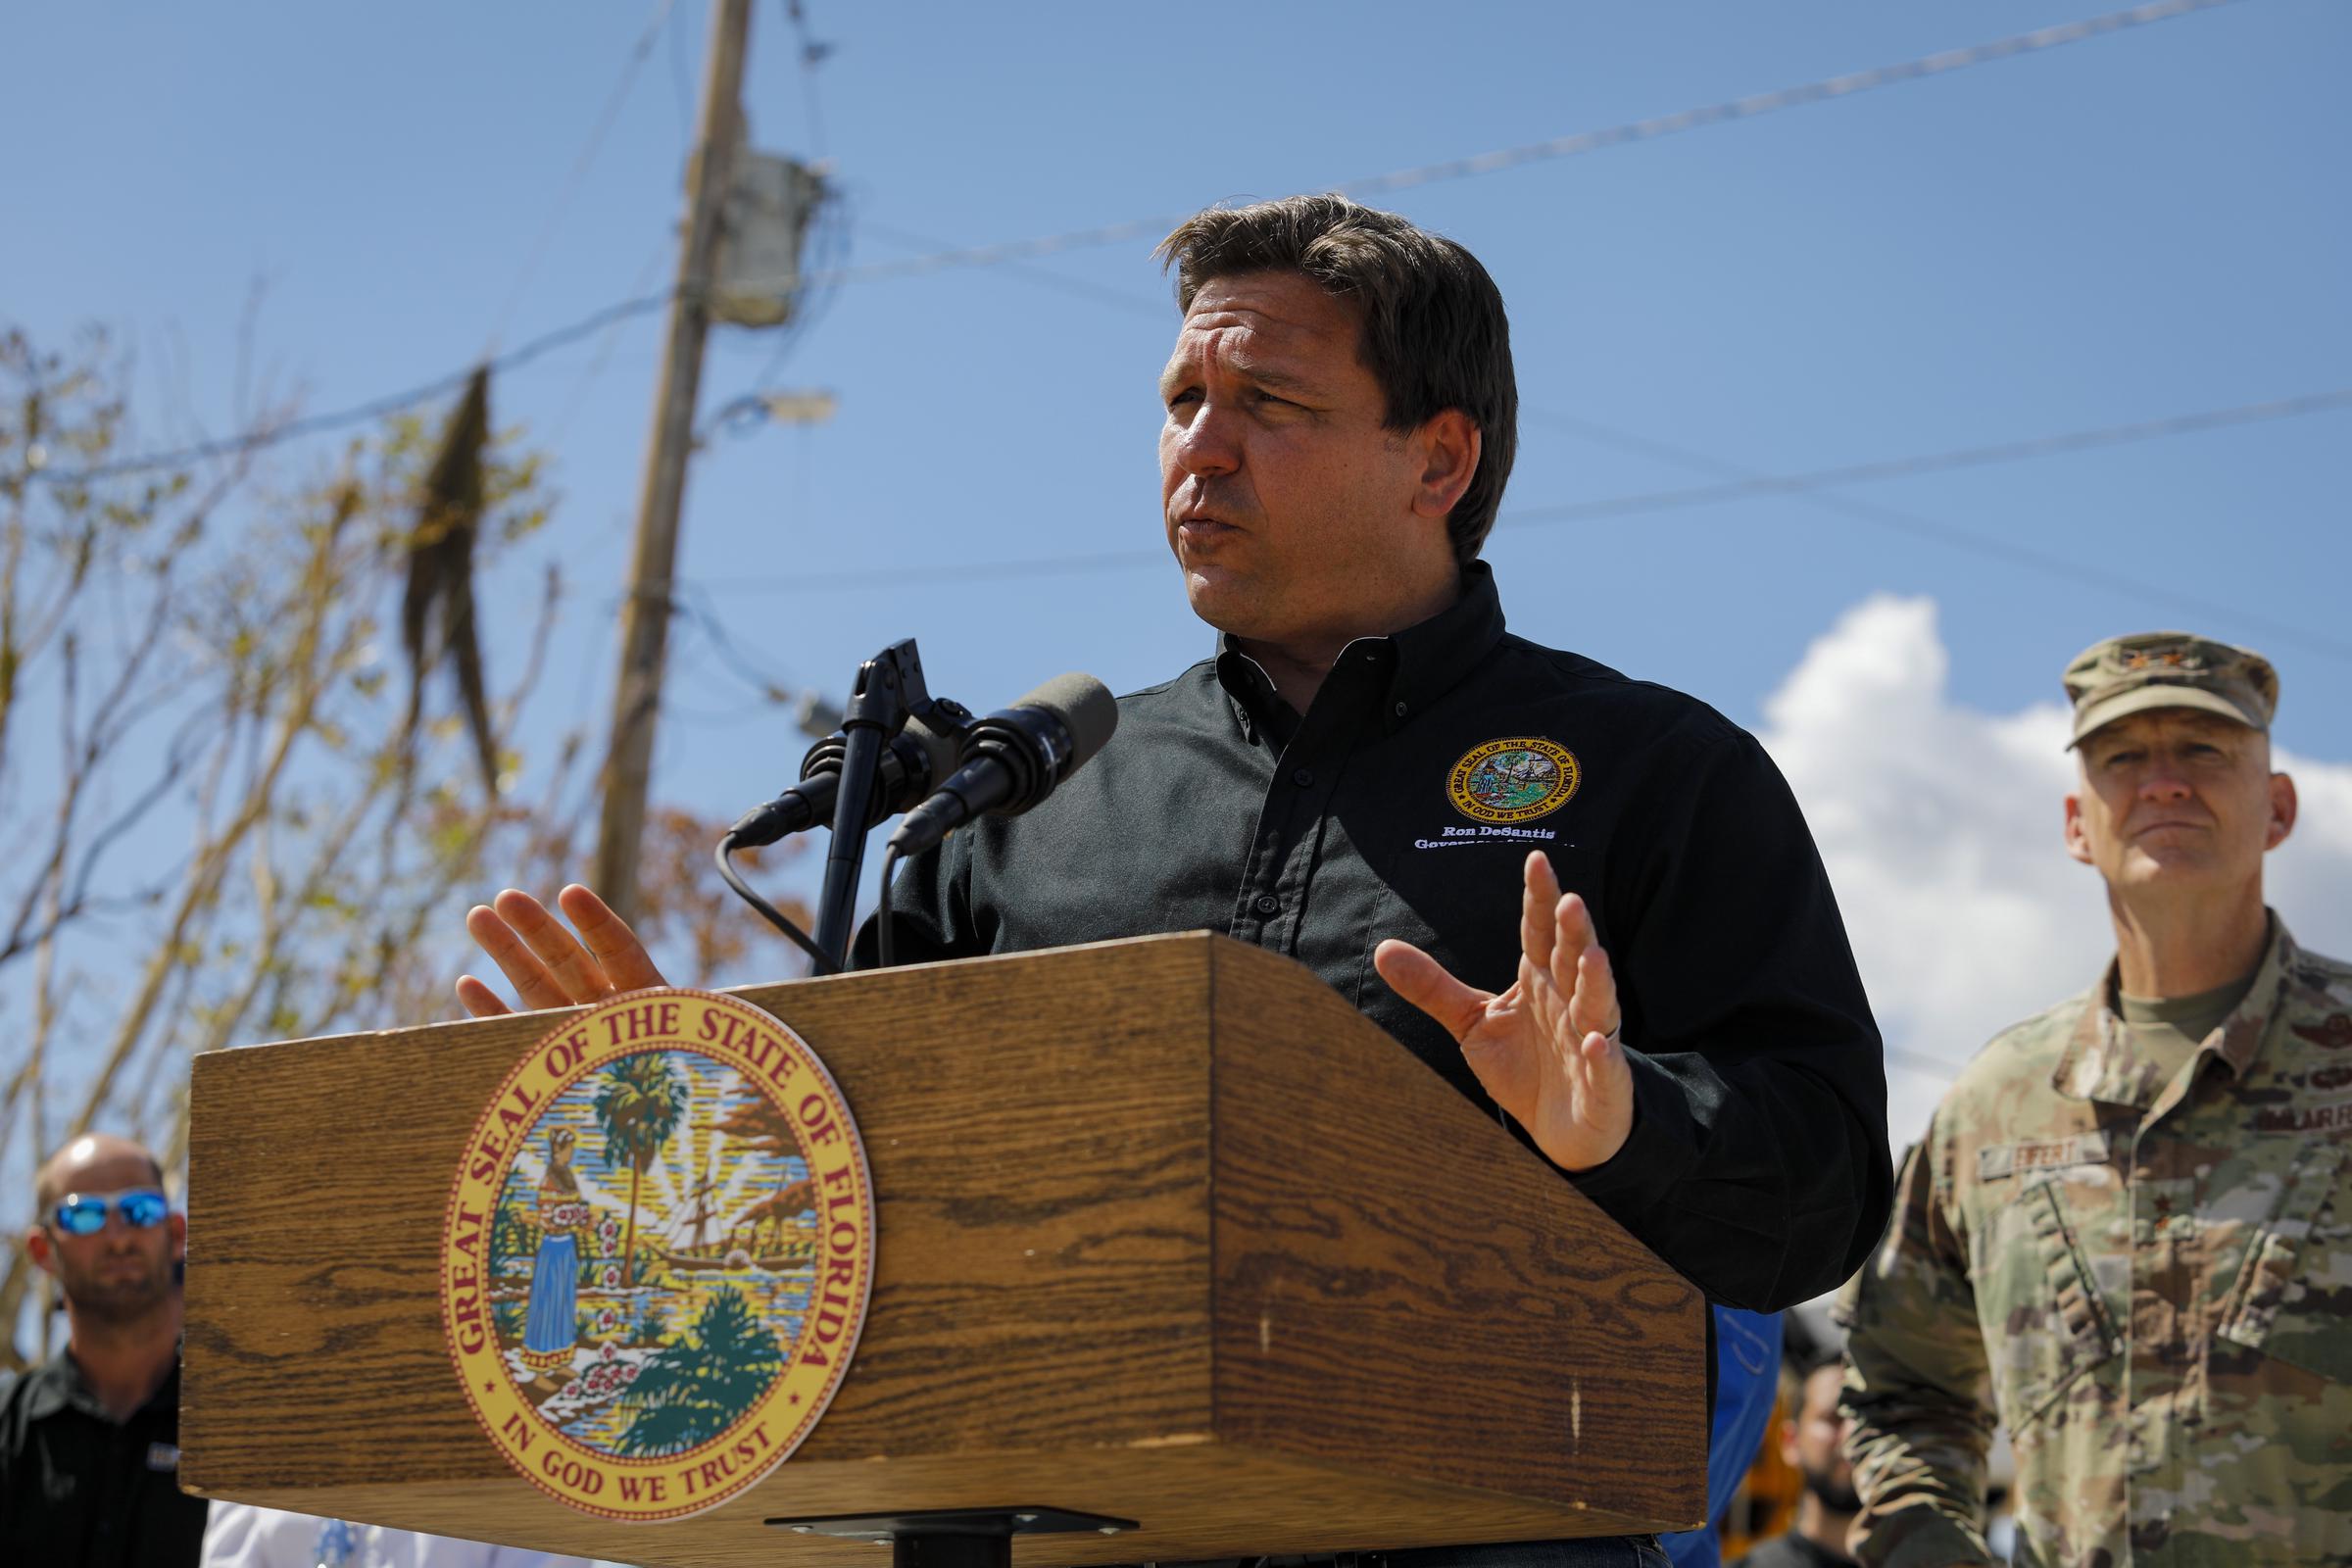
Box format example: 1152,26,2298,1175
1410,410,1482,521
1778,1416,1801,1470
169,1210,188,1262
2266,771,2298,851
2063,791,2093,866
24,1225,58,1279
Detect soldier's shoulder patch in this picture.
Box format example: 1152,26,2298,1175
2292,1013,2352,1053
2306,1061,2352,1094
2290,950,2352,1004
1447,737,1581,825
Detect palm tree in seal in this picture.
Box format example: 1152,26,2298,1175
613,1285,787,1456
593,1053,688,1290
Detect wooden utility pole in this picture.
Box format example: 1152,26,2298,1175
594,0,755,922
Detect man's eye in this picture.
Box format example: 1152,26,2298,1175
1166,389,1200,410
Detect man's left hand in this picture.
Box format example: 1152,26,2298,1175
456,885,668,1017
1373,851,1635,1172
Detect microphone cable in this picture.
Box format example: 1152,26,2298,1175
715,833,840,976
711,683,972,977
874,845,902,971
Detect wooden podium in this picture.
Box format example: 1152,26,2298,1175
181,934,1705,1567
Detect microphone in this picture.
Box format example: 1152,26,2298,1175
725,713,965,850
886,673,1119,858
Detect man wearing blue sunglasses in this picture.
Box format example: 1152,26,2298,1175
1,1132,208,1566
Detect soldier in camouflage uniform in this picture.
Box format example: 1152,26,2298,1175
1838,632,2352,1567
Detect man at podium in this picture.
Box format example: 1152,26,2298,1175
459,196,1890,1566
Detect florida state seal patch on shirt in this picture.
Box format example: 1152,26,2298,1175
1447,737,1582,825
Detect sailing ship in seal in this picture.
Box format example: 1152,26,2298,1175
652,1158,817,1274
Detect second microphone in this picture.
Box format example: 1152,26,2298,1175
887,673,1120,858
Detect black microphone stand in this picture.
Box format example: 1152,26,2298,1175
811,638,935,969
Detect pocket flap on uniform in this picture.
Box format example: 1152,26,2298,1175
1997,1176,2123,1428
2026,1176,2123,1360
2219,1142,2349,1375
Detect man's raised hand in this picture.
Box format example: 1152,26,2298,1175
456,885,669,1018
1372,851,1635,1172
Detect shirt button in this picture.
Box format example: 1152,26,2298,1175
1291,766,1315,788
1253,893,1281,916
1393,701,1408,717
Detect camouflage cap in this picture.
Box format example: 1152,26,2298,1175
2062,630,2278,748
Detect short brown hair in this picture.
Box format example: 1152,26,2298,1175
1157,195,1518,563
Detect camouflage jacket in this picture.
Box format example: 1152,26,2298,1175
1838,916,2352,1567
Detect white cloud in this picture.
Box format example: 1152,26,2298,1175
1756,596,2352,1149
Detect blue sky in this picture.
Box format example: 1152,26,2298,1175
7,0,2347,1043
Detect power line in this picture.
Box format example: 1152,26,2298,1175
1886,1045,1960,1082
744,178,855,396
673,584,806,704
708,548,1165,595
1346,0,2243,197
26,0,2246,487
29,294,674,486
1513,390,2352,526
1752,486,2352,664
856,220,1171,320
1507,393,2352,662
1524,402,2352,658
690,387,2352,663
780,0,833,160
797,0,2250,290
546,236,675,446
484,0,681,351
665,0,696,141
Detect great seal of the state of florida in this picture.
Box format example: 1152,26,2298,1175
440,988,872,1522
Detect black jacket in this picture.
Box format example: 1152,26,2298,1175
867,563,1890,1310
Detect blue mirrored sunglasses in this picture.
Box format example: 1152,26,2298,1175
50,1188,171,1237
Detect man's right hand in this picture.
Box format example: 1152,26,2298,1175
456,885,669,1017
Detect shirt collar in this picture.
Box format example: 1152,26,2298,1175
1211,561,1508,741
18,1342,182,1424
2053,911,2297,1105
19,1347,93,1422
1214,645,1287,746
1383,560,1508,724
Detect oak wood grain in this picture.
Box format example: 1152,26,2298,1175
1206,939,1706,1529
183,934,1703,1562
